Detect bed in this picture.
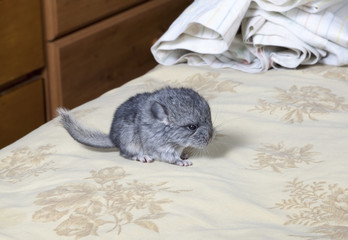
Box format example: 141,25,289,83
1,63,348,239
1,1,348,240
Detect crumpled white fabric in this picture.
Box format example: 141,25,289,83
151,0,251,65
151,0,348,72
252,0,344,12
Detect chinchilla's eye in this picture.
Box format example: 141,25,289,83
187,124,198,131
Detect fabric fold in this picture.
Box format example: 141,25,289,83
151,0,348,73
151,0,251,66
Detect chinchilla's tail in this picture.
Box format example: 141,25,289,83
57,108,115,148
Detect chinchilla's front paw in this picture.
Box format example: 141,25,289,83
175,159,192,167
132,155,154,163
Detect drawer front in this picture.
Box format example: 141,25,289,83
0,0,44,86
43,0,148,40
0,78,46,148
46,0,192,115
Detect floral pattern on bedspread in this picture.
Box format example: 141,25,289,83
0,144,56,184
250,142,320,173
302,65,348,82
1,64,348,240
140,72,241,100
250,85,348,123
33,166,189,239
274,178,348,240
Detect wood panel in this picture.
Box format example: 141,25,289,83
0,0,44,86
0,78,46,148
43,0,147,41
46,0,192,117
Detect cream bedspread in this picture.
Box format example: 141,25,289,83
1,64,348,239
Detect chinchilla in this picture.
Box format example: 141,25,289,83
58,87,215,166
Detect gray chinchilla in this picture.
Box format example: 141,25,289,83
57,87,215,166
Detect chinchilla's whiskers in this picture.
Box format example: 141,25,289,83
212,110,219,126
187,136,223,159
211,112,223,140
189,148,203,158
214,115,244,134
211,111,230,131
203,146,213,158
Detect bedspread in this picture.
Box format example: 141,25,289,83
1,64,348,239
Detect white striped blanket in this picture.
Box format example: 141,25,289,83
151,0,348,72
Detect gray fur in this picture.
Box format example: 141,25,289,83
57,108,114,148
58,87,214,166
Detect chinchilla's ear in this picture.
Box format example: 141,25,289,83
151,101,169,124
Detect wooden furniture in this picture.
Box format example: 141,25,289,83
43,0,192,118
0,0,45,148
0,0,191,148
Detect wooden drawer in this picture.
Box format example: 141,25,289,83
46,0,192,117
43,0,147,41
0,0,44,86
0,77,46,148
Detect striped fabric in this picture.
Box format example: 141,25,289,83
151,0,348,72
